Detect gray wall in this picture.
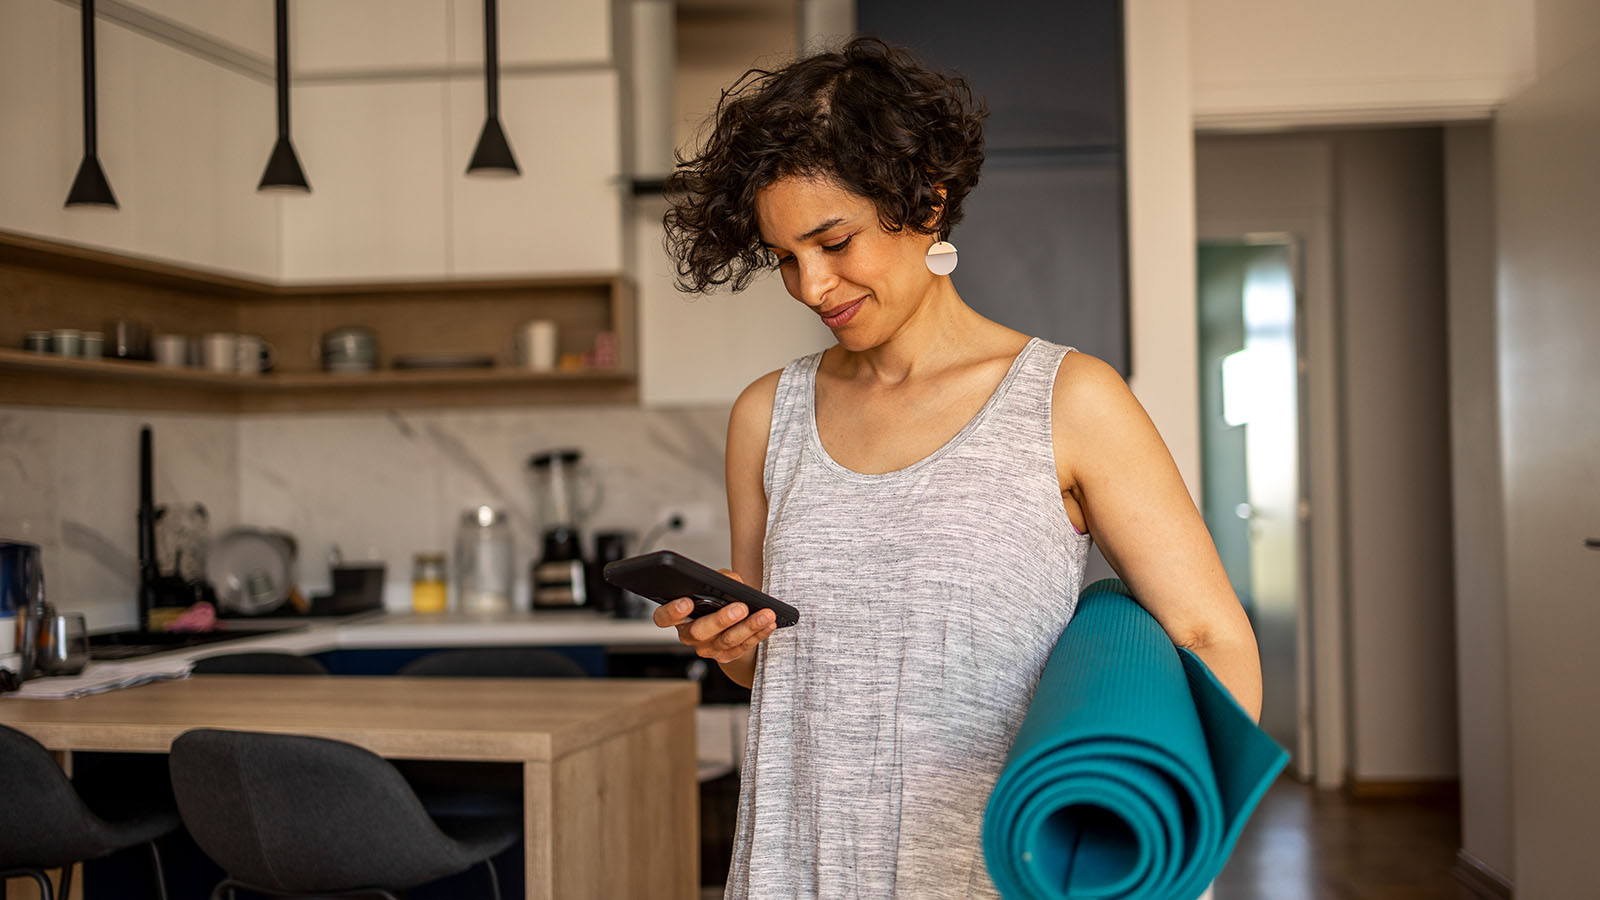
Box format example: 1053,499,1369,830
1442,123,1514,882
1334,128,1459,782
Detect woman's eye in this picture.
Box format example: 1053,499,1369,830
822,236,852,253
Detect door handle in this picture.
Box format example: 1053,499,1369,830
1586,538,1600,550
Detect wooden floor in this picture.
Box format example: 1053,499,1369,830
1215,777,1481,900
701,776,1482,900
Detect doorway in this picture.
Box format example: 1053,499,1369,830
1197,237,1311,777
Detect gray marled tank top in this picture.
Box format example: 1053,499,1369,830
725,337,1092,899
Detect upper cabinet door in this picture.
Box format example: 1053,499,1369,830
292,0,452,74
450,0,612,67
0,0,279,280
448,70,623,277
279,81,451,282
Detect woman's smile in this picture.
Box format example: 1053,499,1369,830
818,296,866,328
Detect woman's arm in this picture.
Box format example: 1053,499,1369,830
1053,352,1264,720
716,371,782,688
651,372,780,688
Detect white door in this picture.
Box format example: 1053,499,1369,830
1494,39,1600,900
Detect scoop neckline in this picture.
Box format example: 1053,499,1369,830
804,337,1041,482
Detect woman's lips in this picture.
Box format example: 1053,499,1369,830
820,297,865,328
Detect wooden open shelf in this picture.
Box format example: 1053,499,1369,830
0,231,637,412
0,348,637,412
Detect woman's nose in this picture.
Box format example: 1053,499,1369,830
794,257,839,308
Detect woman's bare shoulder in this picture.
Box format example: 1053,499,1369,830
1051,350,1138,424
731,369,783,427
727,369,785,457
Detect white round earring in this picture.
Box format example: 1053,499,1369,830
925,240,959,276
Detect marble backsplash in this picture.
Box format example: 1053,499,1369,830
1,404,733,630
0,408,240,631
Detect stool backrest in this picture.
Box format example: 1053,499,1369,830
0,724,107,862
169,728,465,893
190,652,329,675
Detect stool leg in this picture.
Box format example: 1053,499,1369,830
28,872,53,900
57,866,71,900
483,859,502,900
147,842,168,900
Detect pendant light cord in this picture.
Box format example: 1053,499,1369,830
484,0,499,118
275,0,290,137
81,0,97,156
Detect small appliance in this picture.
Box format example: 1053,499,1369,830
528,449,600,608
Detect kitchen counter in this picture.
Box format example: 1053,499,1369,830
5,609,683,699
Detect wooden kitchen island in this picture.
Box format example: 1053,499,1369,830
0,676,700,900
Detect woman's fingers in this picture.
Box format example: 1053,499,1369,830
648,571,778,661
718,621,778,663
653,596,694,628
689,602,751,643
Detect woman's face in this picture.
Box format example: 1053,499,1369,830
754,174,940,349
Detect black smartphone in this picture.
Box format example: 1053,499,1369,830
601,550,800,628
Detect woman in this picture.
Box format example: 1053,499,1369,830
657,38,1262,899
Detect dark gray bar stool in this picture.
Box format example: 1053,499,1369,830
0,723,176,900
169,728,518,900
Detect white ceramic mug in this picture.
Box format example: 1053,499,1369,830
234,334,275,375
153,334,188,367
517,320,558,371
201,333,238,373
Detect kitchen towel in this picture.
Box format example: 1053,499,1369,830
983,579,1288,900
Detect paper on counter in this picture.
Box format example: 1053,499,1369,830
6,658,193,700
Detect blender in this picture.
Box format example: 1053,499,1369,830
528,449,599,608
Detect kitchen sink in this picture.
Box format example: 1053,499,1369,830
88,625,307,661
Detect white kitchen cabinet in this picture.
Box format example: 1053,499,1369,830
450,0,612,68
288,0,613,75
121,0,274,60
292,0,452,75
447,70,623,277
0,0,278,280
278,80,451,282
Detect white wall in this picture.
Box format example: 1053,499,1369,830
1125,0,1201,493
1190,0,1537,129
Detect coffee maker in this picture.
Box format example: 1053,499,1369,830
528,449,598,608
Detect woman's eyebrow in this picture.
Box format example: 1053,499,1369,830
763,216,850,250
795,217,848,242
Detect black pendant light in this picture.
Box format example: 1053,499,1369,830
65,0,117,208
258,0,310,192
467,0,520,176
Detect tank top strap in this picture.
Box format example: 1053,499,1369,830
985,338,1075,428
763,350,825,498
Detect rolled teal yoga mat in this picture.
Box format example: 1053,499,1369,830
983,579,1288,900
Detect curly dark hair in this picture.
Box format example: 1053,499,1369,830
663,37,987,293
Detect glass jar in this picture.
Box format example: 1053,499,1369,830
411,552,448,614
455,506,513,614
